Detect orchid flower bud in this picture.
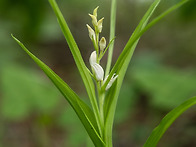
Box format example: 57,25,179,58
99,37,106,51
89,51,97,66
93,6,99,18
97,17,104,33
86,24,95,40
103,74,118,90
92,63,104,81
89,14,98,27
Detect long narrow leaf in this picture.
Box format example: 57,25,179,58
48,0,102,134
144,96,196,147
136,0,189,42
104,1,189,145
102,0,161,91
105,0,117,76
103,1,161,146
11,35,105,147
112,0,190,85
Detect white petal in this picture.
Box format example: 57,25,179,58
104,74,118,90
92,63,104,81
89,51,97,66
103,75,109,84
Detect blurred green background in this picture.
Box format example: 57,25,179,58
0,0,196,146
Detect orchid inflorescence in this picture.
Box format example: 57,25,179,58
87,7,118,91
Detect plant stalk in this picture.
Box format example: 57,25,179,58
105,0,117,77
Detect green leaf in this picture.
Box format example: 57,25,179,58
102,0,161,91
11,35,105,147
103,0,161,146
48,0,102,134
105,0,117,76
103,0,190,92
103,0,190,146
143,96,196,147
138,0,190,41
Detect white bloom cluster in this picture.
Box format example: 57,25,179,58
89,51,118,90
87,7,118,91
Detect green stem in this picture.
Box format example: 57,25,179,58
99,94,105,136
95,31,100,63
92,39,99,54
105,0,117,77
96,81,105,138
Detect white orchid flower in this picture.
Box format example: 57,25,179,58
89,51,104,81
91,63,104,81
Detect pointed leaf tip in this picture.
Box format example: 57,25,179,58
11,34,18,42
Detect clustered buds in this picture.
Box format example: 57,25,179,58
87,6,104,40
87,7,118,90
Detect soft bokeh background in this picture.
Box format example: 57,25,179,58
0,0,196,146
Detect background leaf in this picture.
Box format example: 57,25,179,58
12,35,105,147
143,96,196,147
48,0,101,131
103,1,161,146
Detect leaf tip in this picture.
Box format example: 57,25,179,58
11,34,21,43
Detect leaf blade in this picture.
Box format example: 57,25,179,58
104,1,189,145
103,1,161,146
11,35,105,147
143,96,196,147
48,0,102,134
102,0,161,91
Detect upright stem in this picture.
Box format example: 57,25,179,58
97,81,105,137
105,0,117,77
